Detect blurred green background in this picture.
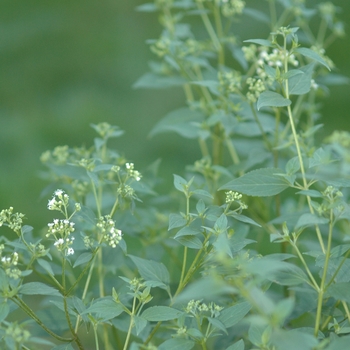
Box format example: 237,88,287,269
0,0,349,228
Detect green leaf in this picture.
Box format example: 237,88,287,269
173,174,188,193
295,47,331,70
142,306,184,321
73,252,93,268
229,213,261,227
83,297,124,321
134,316,148,335
0,302,9,322
225,339,245,350
308,147,332,168
20,282,61,297
174,225,201,238
208,317,228,334
51,344,75,350
288,63,314,95
257,91,291,110
271,329,319,350
214,213,228,232
326,282,350,303
136,3,157,12
37,258,55,276
158,338,195,350
168,213,187,231
149,107,204,138
133,72,186,89
129,255,170,289
243,39,272,47
295,213,329,229
218,302,251,328
220,168,289,197
175,235,203,249
192,189,214,199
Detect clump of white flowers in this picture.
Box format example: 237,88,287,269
185,299,224,318
125,163,142,182
46,190,80,257
0,245,21,279
97,215,122,248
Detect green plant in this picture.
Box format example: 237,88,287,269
1,0,350,349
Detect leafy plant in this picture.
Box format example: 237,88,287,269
1,0,350,349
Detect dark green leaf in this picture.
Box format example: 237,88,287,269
326,282,350,303
220,168,289,196
244,39,272,47
257,91,291,110
37,258,55,276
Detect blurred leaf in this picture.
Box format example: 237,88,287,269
175,235,203,249
173,174,188,193
225,339,245,350
243,8,270,24
37,258,55,276
133,72,186,89
218,301,251,328
134,316,148,335
168,213,187,230
271,328,318,350
326,282,350,303
73,252,93,268
295,213,329,229
150,107,204,138
51,344,75,350
244,39,272,47
0,302,9,322
174,225,201,238
207,317,228,334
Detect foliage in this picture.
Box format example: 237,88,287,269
1,0,350,349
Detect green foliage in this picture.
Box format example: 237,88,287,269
1,0,350,349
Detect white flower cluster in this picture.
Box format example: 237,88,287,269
97,215,122,248
0,207,24,232
221,0,245,17
185,299,224,317
47,189,69,211
0,246,21,279
125,163,142,181
246,77,266,103
47,219,76,256
225,191,248,210
257,48,299,69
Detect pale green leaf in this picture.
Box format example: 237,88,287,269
158,338,195,350
20,282,61,297
175,235,203,249
225,339,245,350
0,302,9,322
73,252,93,268
220,168,289,196
257,91,291,110
37,258,55,276
134,316,148,335
83,297,124,320
133,72,186,89
244,39,272,47
288,63,314,95
271,329,319,350
326,282,350,303
295,213,329,229
168,213,187,231
142,306,184,321
218,302,251,328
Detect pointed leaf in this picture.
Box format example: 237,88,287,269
83,297,124,321
218,302,251,328
220,168,289,196
244,39,272,47
295,47,331,70
20,282,61,297
158,338,195,350
225,339,245,350
288,63,314,95
295,213,329,229
129,255,170,287
73,252,93,268
257,91,291,110
168,213,187,231
175,235,203,249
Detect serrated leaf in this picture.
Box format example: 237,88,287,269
218,302,251,328
158,338,195,350
288,63,314,95
257,91,291,110
326,282,350,303
243,39,272,47
308,147,332,168
229,213,261,227
142,306,184,321
73,252,93,268
20,282,61,297
295,47,331,70
214,214,228,232
174,226,201,238
134,316,148,335
220,168,289,196
285,156,300,174
129,255,170,288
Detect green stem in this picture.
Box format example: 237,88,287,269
123,295,137,350
12,296,73,342
314,210,334,336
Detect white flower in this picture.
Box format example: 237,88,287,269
67,248,74,256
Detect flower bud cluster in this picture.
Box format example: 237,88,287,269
97,215,122,248
246,77,266,103
0,207,24,233
5,323,30,345
40,145,69,165
221,0,245,17
125,163,142,182
0,246,21,279
218,70,242,94
225,191,248,210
